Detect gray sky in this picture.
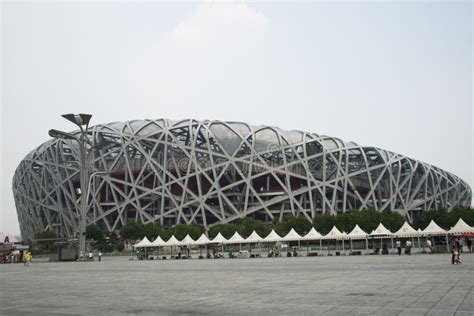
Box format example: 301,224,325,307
1,1,472,235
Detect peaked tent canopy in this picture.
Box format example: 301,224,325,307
150,236,166,247
395,221,419,237
448,218,474,235
165,235,181,247
245,231,263,243
301,227,323,241
211,232,227,244
347,225,368,239
195,233,211,245
180,234,195,246
134,237,152,248
224,232,246,244
263,229,283,242
282,228,303,241
370,223,393,236
422,220,446,236
322,226,345,240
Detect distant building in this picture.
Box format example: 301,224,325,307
13,119,472,241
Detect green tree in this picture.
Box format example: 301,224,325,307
86,224,105,243
143,223,161,240
172,223,205,240
273,215,312,236
313,213,336,235
413,207,474,230
355,208,382,233
380,211,404,232
237,218,271,238
159,228,174,241
120,221,144,243
208,223,239,239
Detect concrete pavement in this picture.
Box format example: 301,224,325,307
1,253,473,315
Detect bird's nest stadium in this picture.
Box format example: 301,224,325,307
13,119,472,241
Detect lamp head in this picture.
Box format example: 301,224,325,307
62,113,92,127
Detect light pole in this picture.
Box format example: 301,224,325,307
49,114,117,260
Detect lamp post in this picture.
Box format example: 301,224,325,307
49,114,117,260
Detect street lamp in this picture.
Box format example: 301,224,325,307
48,113,118,260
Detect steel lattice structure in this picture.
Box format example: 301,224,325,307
13,119,472,241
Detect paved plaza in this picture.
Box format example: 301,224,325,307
1,253,473,315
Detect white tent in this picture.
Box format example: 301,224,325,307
180,234,195,246
422,220,449,252
370,223,393,236
263,229,283,242
224,232,246,244
395,221,419,237
134,237,152,248
165,235,181,247
195,233,211,245
347,225,368,239
282,228,302,242
322,226,345,240
448,218,474,235
301,227,323,241
150,236,166,247
347,225,368,252
422,220,446,236
211,232,227,244
245,231,263,243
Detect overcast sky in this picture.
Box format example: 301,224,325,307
1,1,472,235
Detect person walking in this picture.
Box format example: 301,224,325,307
426,239,433,254
23,252,31,266
396,240,402,255
452,242,461,265
98,252,102,262
406,240,412,255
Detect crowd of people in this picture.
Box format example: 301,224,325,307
1,250,32,265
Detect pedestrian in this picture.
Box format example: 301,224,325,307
88,251,93,261
406,240,412,255
466,238,472,253
396,240,401,255
459,237,464,253
23,252,30,266
98,252,102,262
452,242,461,265
426,239,433,254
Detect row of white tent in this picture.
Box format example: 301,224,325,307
134,218,474,248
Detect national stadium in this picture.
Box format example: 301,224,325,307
12,119,472,241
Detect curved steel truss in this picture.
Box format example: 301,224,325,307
13,119,472,240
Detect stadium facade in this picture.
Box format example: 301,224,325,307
13,119,472,241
